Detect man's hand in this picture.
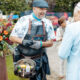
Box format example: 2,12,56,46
30,41,42,49
22,39,33,47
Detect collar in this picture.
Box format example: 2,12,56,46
32,13,41,21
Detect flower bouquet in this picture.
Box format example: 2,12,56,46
0,19,14,57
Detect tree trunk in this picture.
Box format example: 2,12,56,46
0,54,8,80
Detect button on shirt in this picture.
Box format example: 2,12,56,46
10,13,55,40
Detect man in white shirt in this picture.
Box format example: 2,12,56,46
9,0,55,80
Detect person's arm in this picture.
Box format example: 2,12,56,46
9,17,24,44
58,26,74,60
42,20,55,47
42,39,53,47
9,35,34,47
9,36,23,44
9,16,33,47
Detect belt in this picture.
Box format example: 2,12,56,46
21,53,43,59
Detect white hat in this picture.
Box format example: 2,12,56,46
74,2,80,14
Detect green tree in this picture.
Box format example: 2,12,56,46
0,0,80,15
0,0,32,15
50,0,79,13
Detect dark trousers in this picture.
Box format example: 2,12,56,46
30,57,47,80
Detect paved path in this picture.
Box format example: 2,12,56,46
46,42,66,80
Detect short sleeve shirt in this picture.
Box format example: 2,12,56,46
10,13,55,40
56,27,65,41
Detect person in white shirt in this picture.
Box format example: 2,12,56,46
9,0,55,80
56,16,66,41
56,16,66,79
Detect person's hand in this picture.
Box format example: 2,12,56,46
22,39,33,47
30,41,43,49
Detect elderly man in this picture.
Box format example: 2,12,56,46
9,0,55,80
58,2,80,80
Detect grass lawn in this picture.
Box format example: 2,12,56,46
6,55,28,80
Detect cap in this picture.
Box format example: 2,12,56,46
33,0,49,8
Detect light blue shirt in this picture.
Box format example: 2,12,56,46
58,21,80,80
10,13,55,40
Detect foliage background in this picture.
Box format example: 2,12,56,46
53,0,79,13
0,0,31,15
0,0,80,15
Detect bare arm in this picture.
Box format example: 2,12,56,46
9,36,53,48
9,36,23,44
42,39,53,47
56,38,62,42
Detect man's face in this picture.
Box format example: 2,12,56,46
33,7,47,19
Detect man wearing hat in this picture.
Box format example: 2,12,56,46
9,0,55,80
